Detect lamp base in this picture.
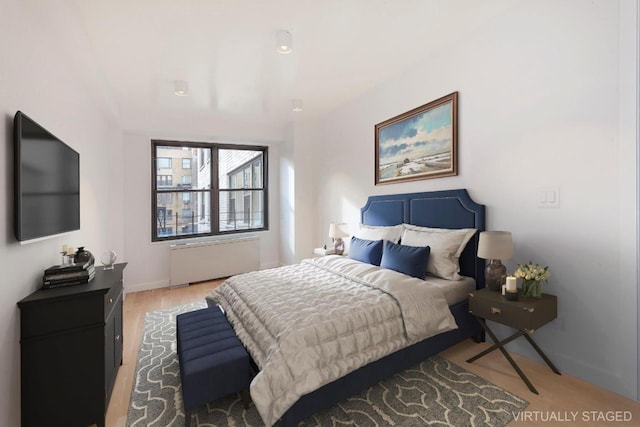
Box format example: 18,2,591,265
485,259,507,291
333,238,345,255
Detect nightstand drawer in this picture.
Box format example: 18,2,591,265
469,289,557,332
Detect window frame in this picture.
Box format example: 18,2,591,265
151,139,269,242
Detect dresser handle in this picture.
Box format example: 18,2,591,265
523,307,535,313
109,298,113,304
491,307,501,315
115,334,120,341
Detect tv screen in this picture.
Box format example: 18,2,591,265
14,111,80,242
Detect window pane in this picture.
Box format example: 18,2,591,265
156,145,210,191
156,191,211,238
219,190,264,231
219,150,263,189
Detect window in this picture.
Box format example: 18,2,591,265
157,175,173,187
157,157,172,169
152,140,268,241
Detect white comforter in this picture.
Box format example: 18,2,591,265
205,255,457,426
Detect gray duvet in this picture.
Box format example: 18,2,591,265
205,255,457,426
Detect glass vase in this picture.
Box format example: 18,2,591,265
521,279,542,298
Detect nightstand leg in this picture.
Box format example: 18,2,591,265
523,333,561,375
467,329,524,363
468,318,540,394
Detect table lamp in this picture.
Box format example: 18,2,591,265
477,231,513,291
328,223,349,255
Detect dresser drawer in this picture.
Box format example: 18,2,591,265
20,293,104,338
469,290,557,332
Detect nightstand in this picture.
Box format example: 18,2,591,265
467,287,561,394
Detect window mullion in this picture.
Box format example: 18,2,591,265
211,147,219,233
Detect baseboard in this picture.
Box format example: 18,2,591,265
125,279,170,294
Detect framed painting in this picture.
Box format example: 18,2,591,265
375,92,458,185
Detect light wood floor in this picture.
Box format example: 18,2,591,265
105,281,640,427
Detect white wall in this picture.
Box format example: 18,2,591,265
122,131,281,293
279,122,317,265
0,1,124,425
304,0,639,399
279,124,296,265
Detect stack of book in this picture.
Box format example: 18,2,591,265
42,261,95,289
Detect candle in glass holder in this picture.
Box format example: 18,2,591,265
506,276,517,292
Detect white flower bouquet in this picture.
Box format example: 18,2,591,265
514,262,551,282
514,262,550,298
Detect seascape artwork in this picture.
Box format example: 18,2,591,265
375,93,457,184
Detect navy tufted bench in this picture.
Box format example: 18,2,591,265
176,306,253,427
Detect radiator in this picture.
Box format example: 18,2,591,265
169,236,260,287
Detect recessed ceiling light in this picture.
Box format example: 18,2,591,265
277,30,293,54
174,80,188,96
292,99,303,112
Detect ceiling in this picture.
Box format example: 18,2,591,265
51,0,515,136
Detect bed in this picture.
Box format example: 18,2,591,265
207,188,486,426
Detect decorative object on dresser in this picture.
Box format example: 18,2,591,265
467,287,561,394
128,302,528,427
73,245,94,265
477,230,514,291
101,249,118,270
375,92,458,185
41,260,95,289
18,263,126,427
328,222,349,255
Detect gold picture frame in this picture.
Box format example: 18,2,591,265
375,92,458,185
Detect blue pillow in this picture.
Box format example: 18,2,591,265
349,237,383,266
380,240,430,279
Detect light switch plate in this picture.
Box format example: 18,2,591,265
537,187,560,208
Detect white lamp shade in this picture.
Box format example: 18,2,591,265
477,231,513,260
328,223,349,239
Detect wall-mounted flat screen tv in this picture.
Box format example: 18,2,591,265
14,111,80,242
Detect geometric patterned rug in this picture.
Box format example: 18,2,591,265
126,302,528,427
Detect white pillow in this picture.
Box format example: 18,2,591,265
401,224,477,280
355,224,403,244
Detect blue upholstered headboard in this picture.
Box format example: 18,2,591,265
360,189,486,288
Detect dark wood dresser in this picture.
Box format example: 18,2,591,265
17,263,126,427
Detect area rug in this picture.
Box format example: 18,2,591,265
127,302,528,427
